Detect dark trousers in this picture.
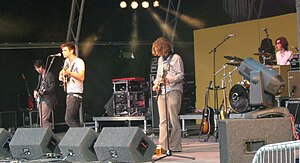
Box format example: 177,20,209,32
65,94,82,127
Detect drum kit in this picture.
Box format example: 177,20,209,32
220,53,274,115
220,52,281,115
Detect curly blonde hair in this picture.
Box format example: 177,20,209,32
152,37,172,56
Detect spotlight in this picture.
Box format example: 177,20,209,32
120,1,127,8
153,0,159,7
142,1,150,8
131,1,138,9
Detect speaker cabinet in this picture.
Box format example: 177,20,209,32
9,128,60,159
288,70,300,99
59,127,99,162
94,127,156,163
0,128,12,158
219,117,293,163
286,100,300,124
272,65,290,97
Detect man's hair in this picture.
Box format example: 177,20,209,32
60,42,76,54
33,59,45,68
152,37,172,56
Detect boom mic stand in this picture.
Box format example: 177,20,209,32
153,70,195,162
208,35,234,141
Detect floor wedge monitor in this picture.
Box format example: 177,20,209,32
9,128,60,159
0,128,12,158
58,127,99,162
94,127,156,163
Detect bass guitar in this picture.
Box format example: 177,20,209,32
200,81,215,136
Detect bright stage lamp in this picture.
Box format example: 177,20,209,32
153,1,159,7
131,1,138,9
120,1,127,8
238,57,285,108
142,1,150,8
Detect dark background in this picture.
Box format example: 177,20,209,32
0,0,296,126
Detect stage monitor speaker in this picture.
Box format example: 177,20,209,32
0,128,12,158
288,70,300,99
219,117,293,163
9,128,60,159
94,127,156,163
58,127,99,162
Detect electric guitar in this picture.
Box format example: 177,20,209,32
200,81,215,136
21,74,35,110
156,70,167,98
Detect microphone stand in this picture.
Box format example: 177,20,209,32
262,28,273,64
208,35,233,141
153,70,195,162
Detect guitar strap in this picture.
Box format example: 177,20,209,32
162,53,174,73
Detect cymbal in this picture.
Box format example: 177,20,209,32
226,62,240,66
224,56,244,62
253,52,271,57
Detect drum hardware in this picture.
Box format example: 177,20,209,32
218,64,239,119
229,83,250,113
226,62,240,66
224,56,244,62
253,52,272,65
253,52,272,58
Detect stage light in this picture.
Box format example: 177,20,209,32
131,1,138,9
238,57,285,108
142,1,150,8
120,1,127,8
153,0,159,7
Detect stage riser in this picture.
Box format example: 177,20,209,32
219,117,293,163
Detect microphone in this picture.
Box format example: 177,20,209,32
49,53,61,57
227,34,236,37
292,46,299,52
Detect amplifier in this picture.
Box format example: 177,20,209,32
272,65,290,97
288,70,300,99
291,53,299,70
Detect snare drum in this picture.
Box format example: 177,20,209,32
229,84,249,113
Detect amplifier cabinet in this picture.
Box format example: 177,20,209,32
272,65,290,98
288,70,300,99
286,100,300,124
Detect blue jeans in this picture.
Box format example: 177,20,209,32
65,94,82,127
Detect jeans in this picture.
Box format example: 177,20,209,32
65,94,82,127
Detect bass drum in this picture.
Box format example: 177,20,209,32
229,84,250,113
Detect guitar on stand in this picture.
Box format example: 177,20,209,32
200,81,215,140
21,74,35,110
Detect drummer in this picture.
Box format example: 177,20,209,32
258,38,275,65
275,37,293,65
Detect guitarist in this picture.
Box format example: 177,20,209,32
152,37,185,153
59,42,85,127
33,59,58,128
